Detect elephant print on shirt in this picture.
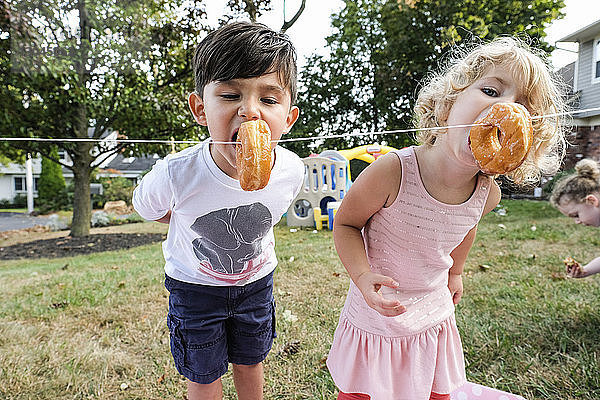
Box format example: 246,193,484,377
190,202,272,282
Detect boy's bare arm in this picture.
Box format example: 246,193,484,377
155,210,172,224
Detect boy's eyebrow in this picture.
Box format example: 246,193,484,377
261,84,286,93
215,79,285,93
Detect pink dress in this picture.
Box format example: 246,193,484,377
327,147,491,400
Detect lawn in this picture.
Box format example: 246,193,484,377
1,199,599,399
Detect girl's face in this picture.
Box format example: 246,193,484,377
443,64,528,169
557,194,600,227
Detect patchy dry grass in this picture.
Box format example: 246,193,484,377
1,200,600,399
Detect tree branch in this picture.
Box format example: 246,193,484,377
281,0,306,33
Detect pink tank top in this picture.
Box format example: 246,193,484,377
344,146,491,336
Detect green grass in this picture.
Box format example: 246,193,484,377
1,200,599,399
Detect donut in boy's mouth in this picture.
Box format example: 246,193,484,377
235,120,272,191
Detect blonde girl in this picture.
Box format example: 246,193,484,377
327,37,568,400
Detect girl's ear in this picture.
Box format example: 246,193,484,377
188,92,207,126
585,194,600,207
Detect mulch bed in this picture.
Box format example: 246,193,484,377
0,233,166,260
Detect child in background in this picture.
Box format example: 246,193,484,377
133,22,303,400
327,37,568,400
550,158,600,278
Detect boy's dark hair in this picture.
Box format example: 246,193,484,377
192,22,297,104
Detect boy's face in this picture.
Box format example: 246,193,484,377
188,72,299,179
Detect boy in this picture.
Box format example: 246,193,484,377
132,22,303,400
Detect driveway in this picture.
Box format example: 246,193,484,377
0,212,50,232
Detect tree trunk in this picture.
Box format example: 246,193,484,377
70,0,92,237
70,148,93,237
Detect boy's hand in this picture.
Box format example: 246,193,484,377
355,271,406,317
448,273,463,304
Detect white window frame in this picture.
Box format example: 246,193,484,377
13,176,39,193
57,150,67,161
592,36,600,84
13,176,24,192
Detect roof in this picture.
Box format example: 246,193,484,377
102,153,160,173
556,19,600,43
88,127,115,139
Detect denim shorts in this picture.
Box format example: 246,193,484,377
164,272,276,384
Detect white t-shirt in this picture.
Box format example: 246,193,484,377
133,139,304,286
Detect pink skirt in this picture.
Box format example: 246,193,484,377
327,284,466,400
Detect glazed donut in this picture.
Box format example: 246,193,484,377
236,119,272,191
469,102,533,175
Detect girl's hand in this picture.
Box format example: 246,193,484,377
355,271,406,317
448,273,463,304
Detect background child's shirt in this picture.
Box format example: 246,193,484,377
133,139,304,286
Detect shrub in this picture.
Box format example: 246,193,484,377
91,211,110,227
93,176,135,207
37,147,69,213
0,198,12,208
12,194,27,208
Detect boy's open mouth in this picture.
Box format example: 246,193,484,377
232,129,239,144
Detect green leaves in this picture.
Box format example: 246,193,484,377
296,0,565,152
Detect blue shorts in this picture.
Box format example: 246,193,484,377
164,272,276,384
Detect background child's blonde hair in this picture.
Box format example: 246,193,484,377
550,159,600,206
414,36,569,185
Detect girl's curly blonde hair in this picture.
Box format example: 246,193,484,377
550,159,600,206
414,36,569,185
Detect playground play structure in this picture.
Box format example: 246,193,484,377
286,144,396,229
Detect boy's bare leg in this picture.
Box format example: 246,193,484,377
233,362,264,400
187,378,223,400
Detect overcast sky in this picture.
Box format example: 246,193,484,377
206,0,600,70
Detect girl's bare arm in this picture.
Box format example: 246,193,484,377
333,153,405,316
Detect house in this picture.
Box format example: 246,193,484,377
0,129,161,204
96,153,160,183
0,157,42,203
556,19,600,168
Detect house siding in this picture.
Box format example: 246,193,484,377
576,38,600,118
0,175,14,201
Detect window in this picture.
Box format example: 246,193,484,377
14,177,23,191
14,176,39,192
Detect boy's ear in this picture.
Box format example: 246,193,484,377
188,92,207,126
283,106,300,135
585,194,600,207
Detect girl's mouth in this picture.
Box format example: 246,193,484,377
232,129,239,143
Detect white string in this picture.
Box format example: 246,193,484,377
1,106,598,145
